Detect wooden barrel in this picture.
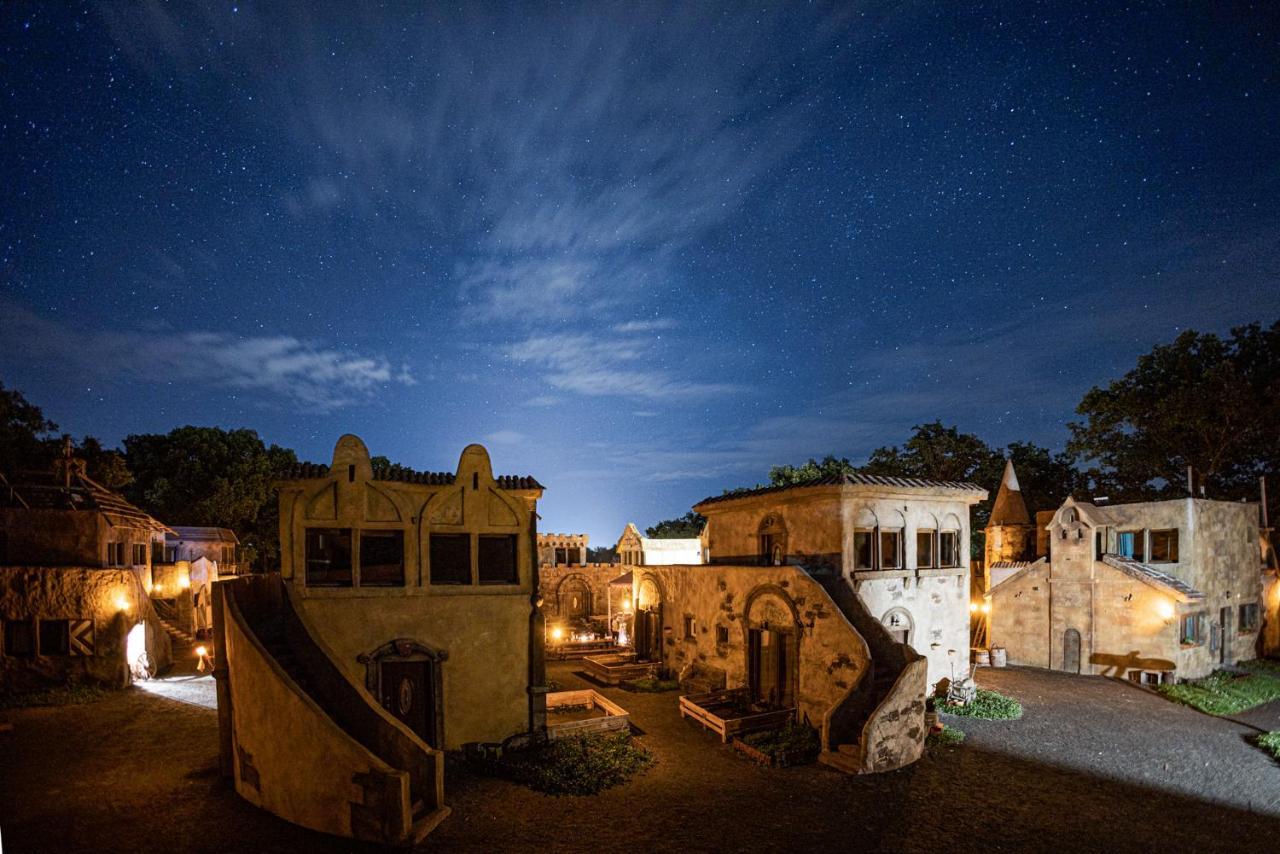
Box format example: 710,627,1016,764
974,648,991,667
990,646,1008,668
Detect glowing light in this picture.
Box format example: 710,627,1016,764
550,626,564,641
114,594,130,613
980,602,990,614
178,575,191,590
195,645,208,658
622,597,633,612
969,602,978,613
1157,600,1175,620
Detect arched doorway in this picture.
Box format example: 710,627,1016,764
757,514,788,566
556,575,592,621
744,585,800,709
1062,628,1081,674
358,639,447,748
633,576,663,662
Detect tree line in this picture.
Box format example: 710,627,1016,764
3,321,1276,565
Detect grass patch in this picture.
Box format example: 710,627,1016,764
937,689,1023,720
493,731,653,796
1237,659,1280,678
741,721,820,757
1257,731,1280,760
927,724,966,748
0,684,113,709
1158,671,1280,716
623,677,680,693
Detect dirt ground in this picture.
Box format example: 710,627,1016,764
2,663,1279,853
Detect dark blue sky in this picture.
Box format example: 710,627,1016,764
2,2,1278,543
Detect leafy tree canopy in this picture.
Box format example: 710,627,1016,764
0,381,132,488
1068,322,1280,501
645,511,706,538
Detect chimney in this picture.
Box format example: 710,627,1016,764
1186,465,1194,497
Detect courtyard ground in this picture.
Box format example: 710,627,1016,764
2,663,1279,853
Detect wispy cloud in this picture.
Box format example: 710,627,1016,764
612,319,679,334
506,333,738,401
0,300,414,410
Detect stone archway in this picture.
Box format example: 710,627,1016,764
743,584,801,708
757,514,788,566
881,607,914,646
634,575,664,662
357,638,448,748
555,574,593,620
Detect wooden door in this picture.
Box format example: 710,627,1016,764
380,659,436,747
1220,607,1232,663
1062,629,1081,674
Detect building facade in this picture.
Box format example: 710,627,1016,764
616,522,704,566
987,492,1266,682
693,473,987,690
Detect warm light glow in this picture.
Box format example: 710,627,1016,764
1157,600,1175,620
969,602,978,613
622,597,633,612
114,594,130,613
178,575,191,590
195,645,208,657
550,626,564,641
980,602,991,614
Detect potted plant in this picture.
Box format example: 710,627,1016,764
925,696,940,732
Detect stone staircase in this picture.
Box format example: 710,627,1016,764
806,567,927,774
152,599,197,647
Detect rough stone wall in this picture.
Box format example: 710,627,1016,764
985,523,1034,568
703,490,844,565
276,437,539,749
858,657,927,773
0,565,169,689
632,565,870,733
988,562,1052,669
538,562,627,625
855,573,970,692
0,508,106,567
223,598,411,843
1178,499,1263,676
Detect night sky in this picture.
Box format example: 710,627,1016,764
2,2,1278,543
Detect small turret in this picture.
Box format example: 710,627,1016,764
985,459,1035,570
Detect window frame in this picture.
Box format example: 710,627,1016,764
38,619,71,656
853,529,874,570
1115,530,1145,562
1150,529,1179,563
304,527,354,588
478,534,520,585
1239,602,1260,633
3,619,35,658
358,529,406,587
916,529,936,569
429,533,473,586
1180,611,1207,646
879,529,902,570
939,530,961,568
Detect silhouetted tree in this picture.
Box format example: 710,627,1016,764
645,511,706,538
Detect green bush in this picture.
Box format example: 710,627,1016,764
1159,672,1280,716
625,677,680,693
498,731,653,796
1257,730,1280,760
927,724,966,748
937,689,1023,720
741,721,820,756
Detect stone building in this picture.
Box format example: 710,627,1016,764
987,489,1267,682
616,522,704,566
537,532,587,567
164,526,242,574
213,435,543,845
693,473,987,689
0,462,173,688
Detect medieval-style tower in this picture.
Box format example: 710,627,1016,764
984,459,1035,571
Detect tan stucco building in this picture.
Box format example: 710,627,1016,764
693,473,987,690
987,487,1267,683
214,435,544,845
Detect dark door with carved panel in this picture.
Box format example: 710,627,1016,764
380,660,435,747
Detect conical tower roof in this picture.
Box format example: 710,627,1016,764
988,459,1031,527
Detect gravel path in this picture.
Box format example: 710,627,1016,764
2,663,1278,853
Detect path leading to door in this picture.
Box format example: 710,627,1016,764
2,662,1279,853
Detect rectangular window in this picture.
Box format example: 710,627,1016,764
683,615,697,639
1116,530,1144,561
3,620,34,658
478,534,519,585
1181,612,1206,646
916,530,935,568
1240,603,1260,632
853,530,873,569
879,530,901,569
359,530,404,587
305,528,353,587
1150,529,1179,563
430,534,472,585
132,543,147,565
716,625,730,644
940,531,960,568
108,542,125,566
38,619,70,655
554,547,567,566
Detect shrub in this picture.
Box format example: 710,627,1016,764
496,731,653,796
937,689,1023,720
1257,730,1280,760
1159,671,1280,716
741,721,820,757
624,677,680,693
927,724,966,748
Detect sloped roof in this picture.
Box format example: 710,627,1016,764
1,469,173,534
1101,555,1205,602
695,472,986,508
609,571,634,586
986,557,1048,594
168,526,239,544
280,462,542,490
989,460,1032,527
